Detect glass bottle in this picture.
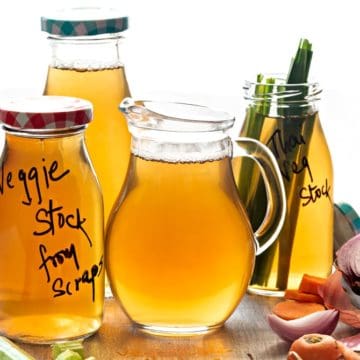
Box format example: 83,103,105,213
106,98,285,335
0,96,104,343
41,8,131,224
235,77,333,295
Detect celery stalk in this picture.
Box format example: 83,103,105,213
55,350,82,360
51,341,85,359
0,336,35,360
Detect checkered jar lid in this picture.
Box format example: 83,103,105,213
0,96,93,131
41,7,128,37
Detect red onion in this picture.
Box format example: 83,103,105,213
322,270,360,328
336,233,360,285
342,276,360,309
341,333,360,352
268,309,339,343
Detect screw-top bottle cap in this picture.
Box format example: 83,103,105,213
336,202,360,233
0,96,93,131
41,7,128,37
334,202,360,253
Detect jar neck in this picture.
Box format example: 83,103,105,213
46,35,126,70
3,128,87,155
244,78,321,117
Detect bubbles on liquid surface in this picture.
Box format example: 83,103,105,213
131,139,230,164
53,62,123,72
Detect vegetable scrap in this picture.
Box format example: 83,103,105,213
284,289,323,304
341,333,360,352
0,336,95,360
336,233,360,285
272,300,325,321
0,336,35,360
287,334,360,360
268,231,360,356
321,270,360,328
51,341,85,359
298,274,327,297
267,272,339,344
268,309,339,343
54,350,83,360
51,340,94,360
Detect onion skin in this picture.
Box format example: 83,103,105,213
287,351,303,360
336,233,360,295
341,333,360,352
322,270,360,328
267,309,339,343
342,275,360,309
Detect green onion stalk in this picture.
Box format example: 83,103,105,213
237,76,276,285
276,39,315,289
238,39,315,290
237,74,275,214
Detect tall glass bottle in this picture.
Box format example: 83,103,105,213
236,77,333,295
0,96,104,343
41,8,131,224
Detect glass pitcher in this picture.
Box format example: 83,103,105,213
106,98,286,335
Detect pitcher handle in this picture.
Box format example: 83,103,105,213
233,137,286,255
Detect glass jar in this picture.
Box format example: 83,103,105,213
106,98,285,335
41,7,131,224
235,76,333,295
0,96,104,343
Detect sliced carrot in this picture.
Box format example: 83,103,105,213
272,300,326,320
284,289,324,304
299,274,327,296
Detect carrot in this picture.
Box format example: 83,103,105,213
299,274,327,296
288,334,360,360
284,289,324,304
272,300,325,320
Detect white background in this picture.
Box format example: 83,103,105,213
0,0,359,211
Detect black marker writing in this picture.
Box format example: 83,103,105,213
267,128,305,158
267,128,313,183
52,256,104,302
0,163,15,194
34,199,92,247
0,159,70,206
39,243,80,283
280,156,313,183
300,178,332,207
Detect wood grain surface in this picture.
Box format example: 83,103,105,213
20,295,357,360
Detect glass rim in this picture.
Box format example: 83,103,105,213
119,98,235,133
243,74,322,103
2,124,87,137
243,73,320,87
45,32,126,41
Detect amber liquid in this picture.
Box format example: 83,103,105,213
236,112,333,293
106,155,255,333
0,133,104,343
44,66,131,223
